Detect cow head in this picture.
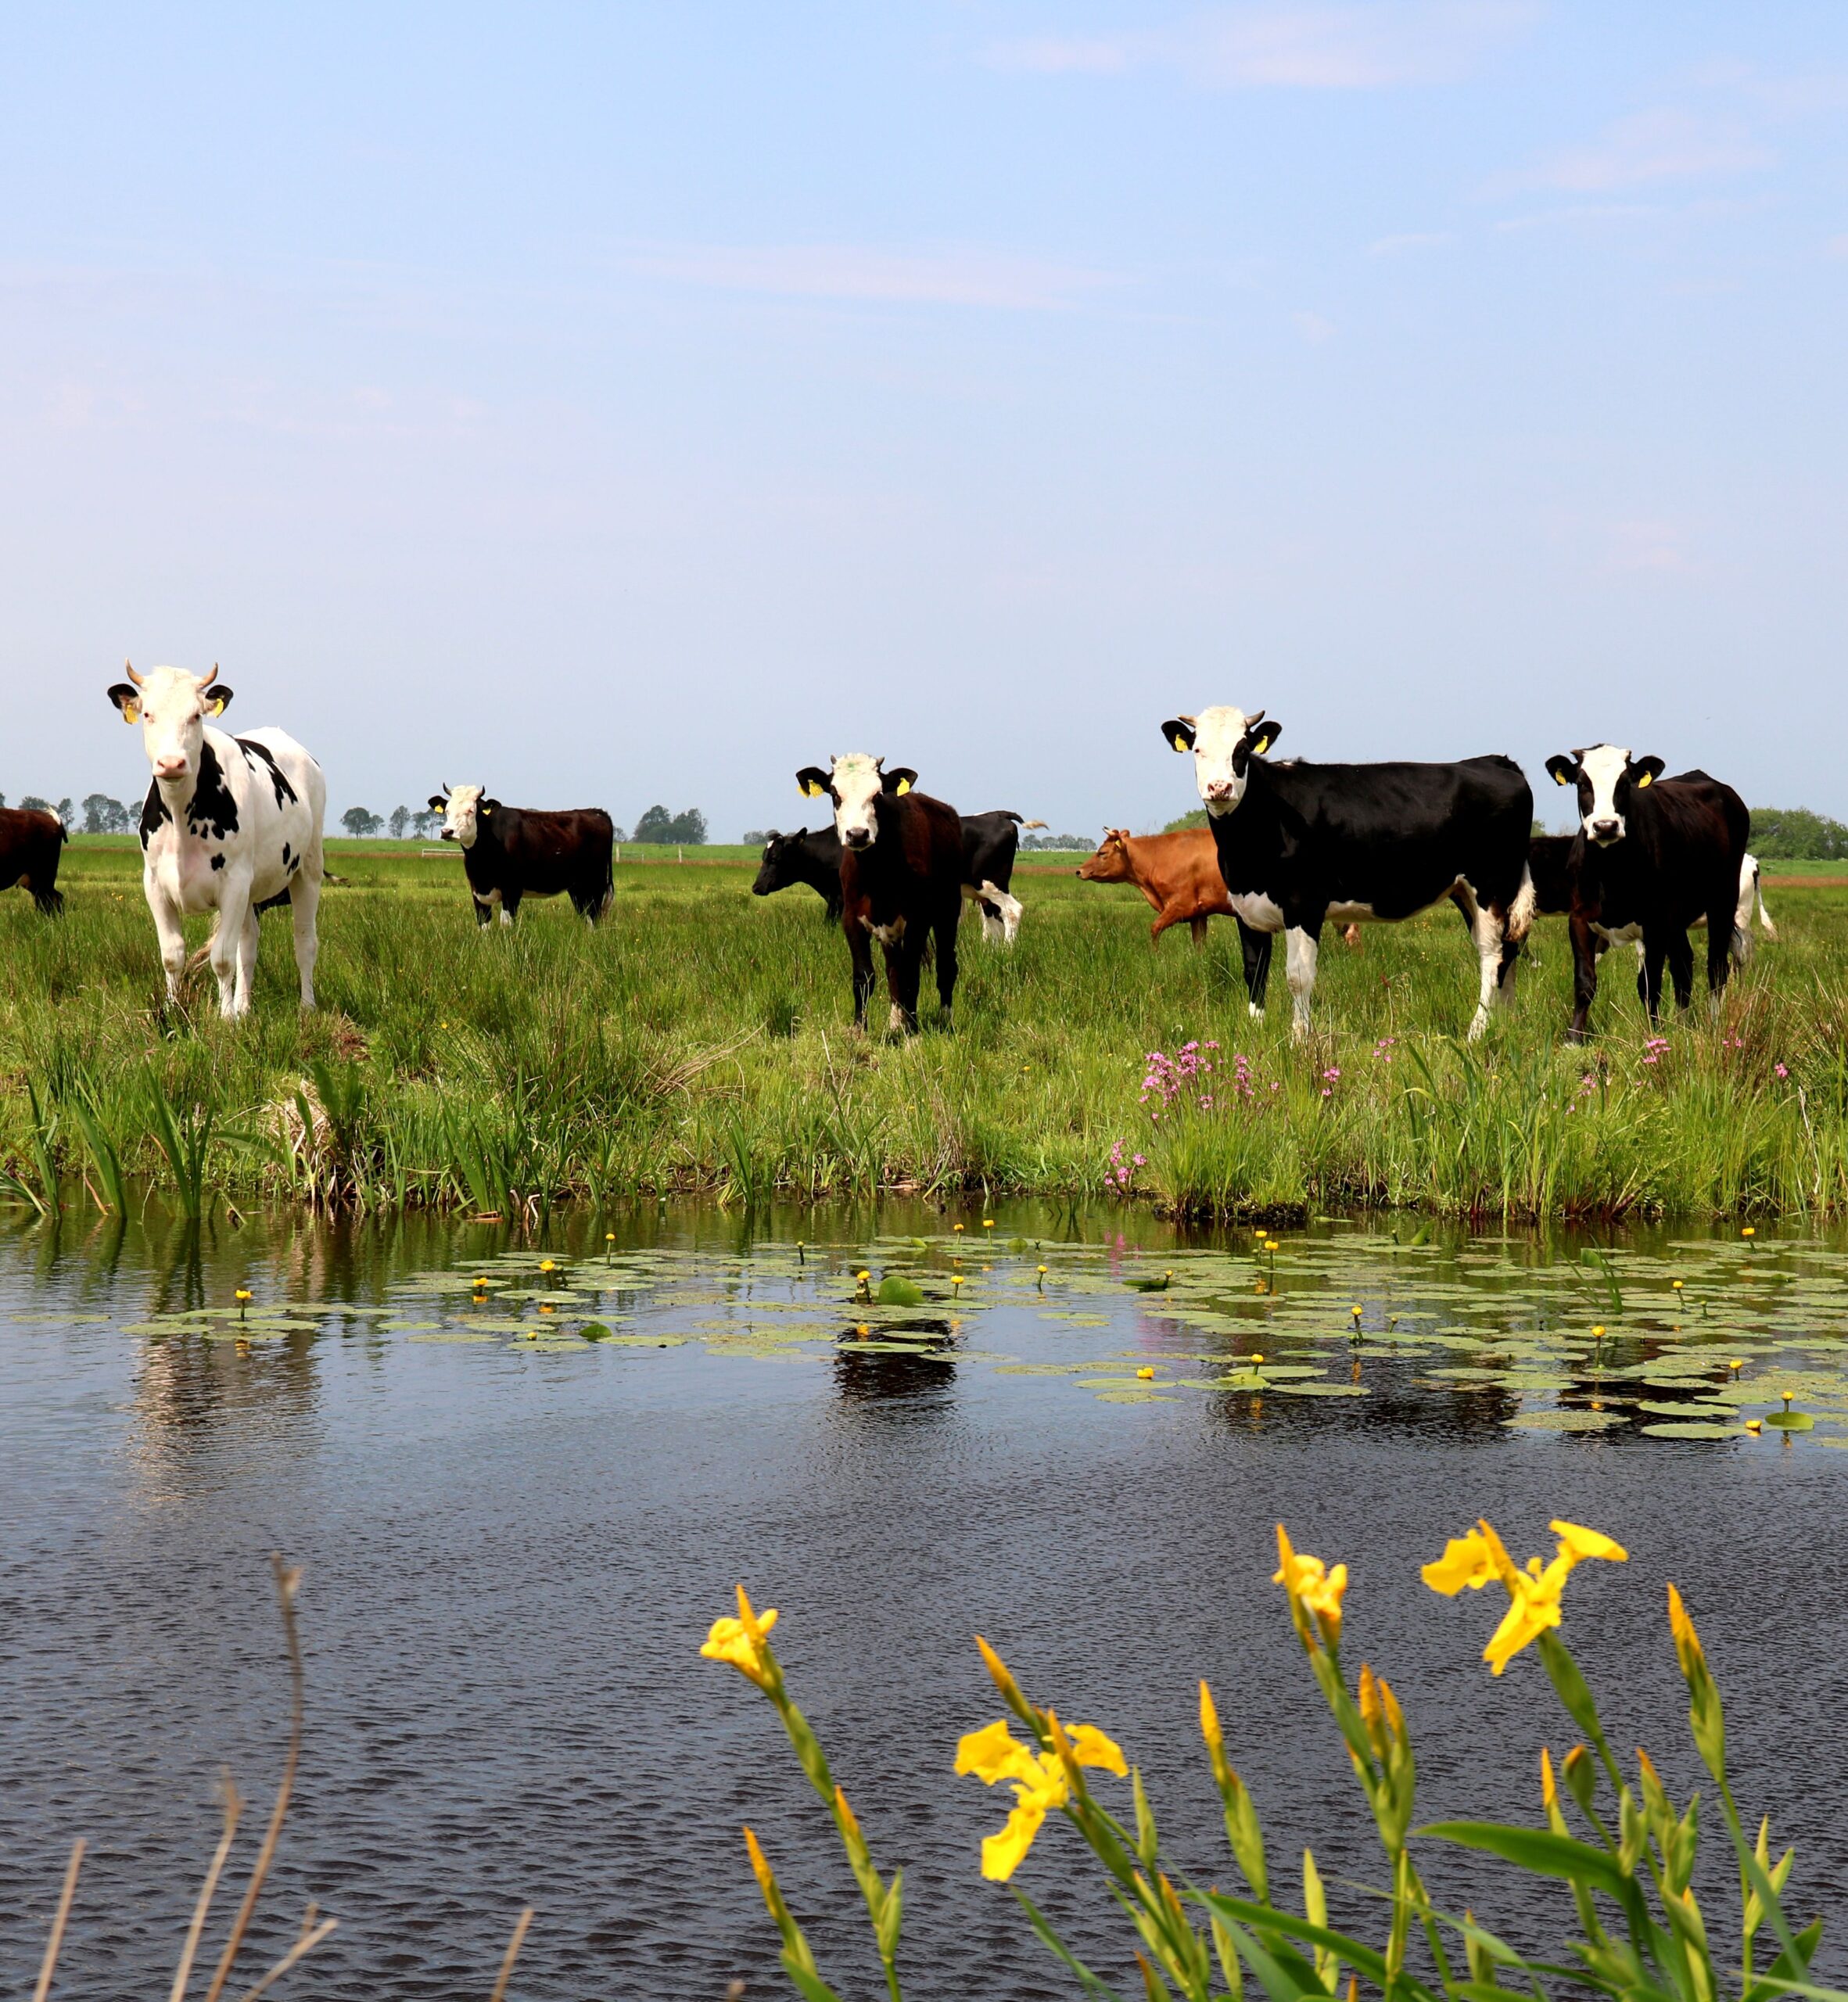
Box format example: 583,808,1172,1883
752,829,798,896
1077,831,1132,882
429,784,490,847
1161,707,1279,816
795,754,917,851
1545,745,1665,847
106,662,234,789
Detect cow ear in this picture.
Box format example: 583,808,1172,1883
479,798,496,816
1545,755,1577,788
1161,718,1196,752
1631,755,1665,788
427,795,447,812
206,686,234,716
1246,720,1280,757
108,683,141,723
796,766,831,799
882,766,917,795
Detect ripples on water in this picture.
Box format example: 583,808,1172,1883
3,1200,1846,2000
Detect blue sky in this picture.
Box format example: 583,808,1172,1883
4,3,1845,834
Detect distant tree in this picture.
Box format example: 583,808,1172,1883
609,825,628,844
411,807,443,838
20,795,52,816
56,797,73,829
82,793,131,834
630,804,708,845
1749,808,1848,861
1019,831,1092,852
1162,808,1209,833
389,805,411,839
0,793,6,808
741,830,772,846
341,807,384,838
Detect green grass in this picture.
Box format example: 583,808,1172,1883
7,839,1848,1222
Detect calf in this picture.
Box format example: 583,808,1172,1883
1077,827,1276,1014
1543,748,1749,1042
1163,707,1535,1039
0,806,66,915
106,662,324,1016
429,786,614,926
754,809,1036,942
795,755,963,1032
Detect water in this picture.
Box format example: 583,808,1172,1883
4,1200,1847,2000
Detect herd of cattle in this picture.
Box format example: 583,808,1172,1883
0,665,1775,1049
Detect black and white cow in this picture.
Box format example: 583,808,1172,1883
1543,747,1749,1042
1161,707,1535,1039
106,662,325,1016
1530,831,1774,967
795,754,963,1031
752,809,1036,943
429,787,615,926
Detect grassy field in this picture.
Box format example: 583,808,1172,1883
2,834,1845,1222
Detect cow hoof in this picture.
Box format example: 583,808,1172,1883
1248,1003,1264,1021
889,1004,908,1034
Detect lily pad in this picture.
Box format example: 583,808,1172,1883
1503,1409,1627,1432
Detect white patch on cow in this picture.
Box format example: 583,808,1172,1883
1228,888,1285,932
1326,901,1378,924
1592,920,1644,947
869,917,906,945
1578,744,1631,844
1184,706,1258,816
1284,925,1319,1040
441,784,484,848
831,753,884,849
888,1003,908,1033
964,880,1023,944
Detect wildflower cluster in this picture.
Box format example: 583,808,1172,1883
1142,1039,1219,1119
1642,1035,1670,1067
1320,1066,1341,1100
1104,1138,1146,1190
1372,1035,1398,1064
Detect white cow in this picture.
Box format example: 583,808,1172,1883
106,662,326,1017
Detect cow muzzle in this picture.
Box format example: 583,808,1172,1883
1590,818,1622,845
842,827,872,850
154,756,189,782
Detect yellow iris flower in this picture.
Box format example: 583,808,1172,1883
954,1711,1126,1882
1273,1526,1348,1649
1424,1517,1627,1675
700,1586,779,1688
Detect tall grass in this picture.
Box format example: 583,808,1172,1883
2,839,1844,1222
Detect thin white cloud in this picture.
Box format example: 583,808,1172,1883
1366,230,1453,256
620,242,1116,313
1293,310,1335,343
1498,109,1771,195
987,2,1536,90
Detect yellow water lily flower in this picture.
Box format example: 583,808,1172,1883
701,1586,780,1688
954,1710,1125,1882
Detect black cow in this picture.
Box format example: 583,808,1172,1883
1542,747,1749,1042
428,785,614,926
753,809,1037,942
0,806,66,915
1162,705,1535,1039
794,755,963,1032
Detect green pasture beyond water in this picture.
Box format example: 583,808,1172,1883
4,835,1846,1221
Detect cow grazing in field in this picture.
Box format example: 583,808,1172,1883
795,754,963,1031
1543,748,1749,1042
1162,707,1535,1040
0,807,66,915
753,809,1037,942
1529,831,1774,967
1076,827,1277,1014
429,786,615,927
106,662,325,1016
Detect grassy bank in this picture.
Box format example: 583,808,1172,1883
4,838,1846,1222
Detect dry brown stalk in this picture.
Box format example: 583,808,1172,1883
488,1907,534,2002
170,1772,244,2002
31,1838,84,2002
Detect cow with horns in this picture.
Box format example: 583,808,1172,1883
106,662,325,1016
1542,747,1750,1042
428,787,615,927
1161,706,1535,1040
794,754,963,1032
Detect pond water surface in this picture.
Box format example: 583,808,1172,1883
5,1200,1848,2000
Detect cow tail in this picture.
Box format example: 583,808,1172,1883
1021,818,1046,829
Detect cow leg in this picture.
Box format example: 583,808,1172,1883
1666,931,1695,1012
1638,936,1667,1025
211,882,253,1018
934,905,960,1024
499,890,519,928
1451,882,1505,1041
472,892,494,927
885,938,922,1035
848,922,877,1030
1190,916,1207,945
290,869,321,1009
147,877,188,1005
1705,893,1735,1015
1284,923,1322,1042
977,881,1022,944
1566,913,1600,1043
1238,919,1272,1019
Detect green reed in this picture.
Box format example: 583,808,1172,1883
1,838,1845,1222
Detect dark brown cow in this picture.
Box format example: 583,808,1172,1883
0,807,66,915
429,784,614,926
795,754,963,1032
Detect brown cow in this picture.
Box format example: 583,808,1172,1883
0,806,66,915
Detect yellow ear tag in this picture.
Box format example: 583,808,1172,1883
1168,732,1188,752
1553,769,1570,785
894,777,910,795
1251,734,1272,755
1635,770,1652,788
802,780,824,798
122,701,140,724
208,697,226,716
480,805,491,816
